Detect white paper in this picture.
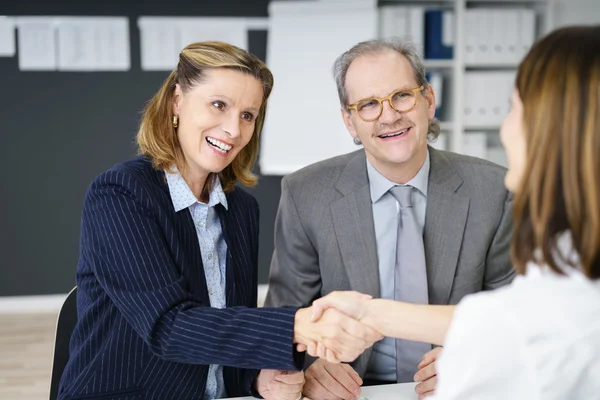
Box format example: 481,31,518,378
260,0,378,175
179,18,247,52
138,17,248,71
57,17,130,71
16,17,57,70
138,18,180,71
0,16,16,57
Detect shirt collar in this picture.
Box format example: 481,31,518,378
164,166,228,212
366,149,430,203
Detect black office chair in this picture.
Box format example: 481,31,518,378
49,286,78,400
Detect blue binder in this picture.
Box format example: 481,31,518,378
425,10,454,59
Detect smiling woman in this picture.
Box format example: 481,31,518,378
137,42,271,202
58,41,383,400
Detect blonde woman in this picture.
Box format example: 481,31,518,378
59,42,380,400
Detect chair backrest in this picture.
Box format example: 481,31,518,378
49,286,78,400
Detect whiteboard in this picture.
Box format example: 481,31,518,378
260,0,378,175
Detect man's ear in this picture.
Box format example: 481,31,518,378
424,85,436,120
341,107,359,141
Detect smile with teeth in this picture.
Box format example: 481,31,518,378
206,137,232,154
379,127,410,138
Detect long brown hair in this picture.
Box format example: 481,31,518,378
512,25,600,279
137,41,274,194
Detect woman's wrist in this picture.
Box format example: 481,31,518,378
363,298,387,335
293,307,311,345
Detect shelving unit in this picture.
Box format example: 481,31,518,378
380,0,556,165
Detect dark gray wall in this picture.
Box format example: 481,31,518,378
0,0,284,295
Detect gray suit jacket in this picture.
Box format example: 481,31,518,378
264,147,515,377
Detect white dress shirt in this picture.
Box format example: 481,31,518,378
431,234,600,400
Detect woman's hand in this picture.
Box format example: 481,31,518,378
256,370,305,400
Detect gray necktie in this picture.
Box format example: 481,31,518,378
389,185,430,383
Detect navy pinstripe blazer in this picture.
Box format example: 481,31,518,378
59,157,302,400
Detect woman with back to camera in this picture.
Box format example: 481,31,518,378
311,25,600,400
58,41,381,400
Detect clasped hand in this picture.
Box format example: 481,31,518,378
294,291,380,363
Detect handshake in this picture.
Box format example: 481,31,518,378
255,292,380,400
257,292,447,399
294,291,380,363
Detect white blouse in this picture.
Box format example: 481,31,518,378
431,239,600,400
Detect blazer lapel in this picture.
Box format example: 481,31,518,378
215,203,242,308
154,165,211,306
424,148,470,305
331,151,380,298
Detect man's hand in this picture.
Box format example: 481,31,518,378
256,369,305,400
303,359,363,400
294,307,383,363
414,347,442,399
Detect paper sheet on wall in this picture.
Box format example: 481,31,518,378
260,0,378,175
0,16,16,57
57,17,130,71
16,17,57,70
138,17,248,71
16,16,130,71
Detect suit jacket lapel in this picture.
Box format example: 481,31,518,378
331,151,380,298
424,148,470,305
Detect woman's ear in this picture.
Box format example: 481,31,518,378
173,83,182,115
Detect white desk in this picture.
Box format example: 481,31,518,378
225,382,418,400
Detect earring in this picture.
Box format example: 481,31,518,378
173,115,179,128
353,136,362,145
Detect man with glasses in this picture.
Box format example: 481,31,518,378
265,37,514,400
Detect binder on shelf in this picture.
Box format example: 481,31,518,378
425,10,453,59
464,71,515,127
473,10,490,64
502,10,520,63
379,6,424,54
464,8,536,66
464,10,477,64
518,9,536,59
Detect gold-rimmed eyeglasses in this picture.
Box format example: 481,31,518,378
346,86,425,122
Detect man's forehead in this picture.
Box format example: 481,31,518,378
344,52,417,101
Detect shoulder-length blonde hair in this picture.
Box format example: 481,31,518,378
137,41,273,194
512,25,600,279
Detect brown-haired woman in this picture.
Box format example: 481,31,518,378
59,41,381,400
311,25,600,399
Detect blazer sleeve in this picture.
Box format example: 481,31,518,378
483,190,516,290
80,168,302,371
264,177,323,308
